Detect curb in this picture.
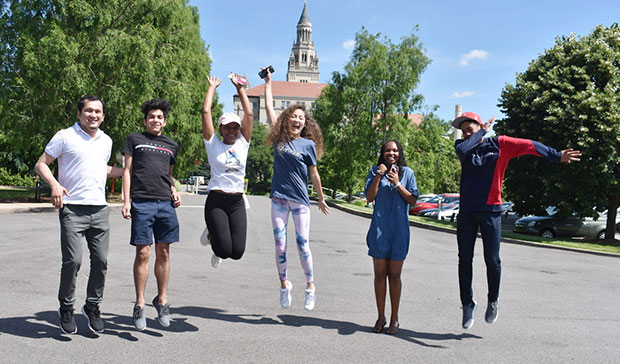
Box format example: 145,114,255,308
0,202,124,215
323,199,620,259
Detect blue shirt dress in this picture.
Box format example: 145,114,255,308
365,165,419,260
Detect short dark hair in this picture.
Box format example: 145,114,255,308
141,98,171,119
78,95,107,114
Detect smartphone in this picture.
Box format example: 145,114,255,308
259,66,275,79
390,165,399,173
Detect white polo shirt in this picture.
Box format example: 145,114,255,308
45,122,112,205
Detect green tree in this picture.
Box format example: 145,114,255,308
496,24,620,239
404,113,460,194
314,26,443,199
0,0,217,178
246,121,272,195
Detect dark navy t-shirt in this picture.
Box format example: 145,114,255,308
122,132,178,200
270,138,317,206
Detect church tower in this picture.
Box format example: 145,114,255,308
286,1,320,83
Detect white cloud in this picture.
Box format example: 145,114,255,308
343,39,356,50
459,49,490,66
451,91,476,99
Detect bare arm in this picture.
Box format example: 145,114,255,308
308,165,329,215
34,152,69,208
121,155,132,219
107,166,123,178
365,164,388,202
202,76,221,141
263,69,277,128
169,164,181,208
232,76,254,142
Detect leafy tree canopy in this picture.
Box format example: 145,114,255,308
496,24,620,236
314,27,451,198
0,0,218,178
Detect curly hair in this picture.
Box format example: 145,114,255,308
268,104,324,158
377,139,406,179
141,98,171,119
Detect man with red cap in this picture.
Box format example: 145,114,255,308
453,112,581,329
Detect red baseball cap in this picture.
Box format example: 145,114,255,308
452,112,482,128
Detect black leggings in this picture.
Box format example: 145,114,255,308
204,191,247,260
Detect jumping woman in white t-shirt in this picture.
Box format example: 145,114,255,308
201,74,253,268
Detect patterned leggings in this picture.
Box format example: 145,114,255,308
271,198,313,283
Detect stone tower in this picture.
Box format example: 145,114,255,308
286,1,320,83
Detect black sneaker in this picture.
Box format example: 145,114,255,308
485,300,499,324
82,304,104,333
152,296,171,327
462,301,477,329
58,307,77,334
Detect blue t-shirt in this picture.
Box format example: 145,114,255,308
364,165,419,260
270,138,317,206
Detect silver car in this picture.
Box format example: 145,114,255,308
513,213,606,240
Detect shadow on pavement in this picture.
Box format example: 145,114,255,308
278,314,483,348
0,309,199,341
172,306,482,348
173,306,280,326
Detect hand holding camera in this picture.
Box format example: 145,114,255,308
259,66,275,79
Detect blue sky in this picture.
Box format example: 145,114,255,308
190,0,619,124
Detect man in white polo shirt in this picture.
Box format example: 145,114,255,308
35,95,123,335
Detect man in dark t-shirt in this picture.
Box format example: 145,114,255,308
121,98,181,331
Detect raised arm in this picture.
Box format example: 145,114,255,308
201,76,221,141
263,69,277,128
232,75,254,141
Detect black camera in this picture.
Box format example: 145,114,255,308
259,66,275,79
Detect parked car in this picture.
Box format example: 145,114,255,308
419,201,460,220
409,193,459,215
513,212,607,240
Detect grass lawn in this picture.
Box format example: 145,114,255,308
0,187,44,202
327,198,620,255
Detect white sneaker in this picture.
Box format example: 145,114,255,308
280,281,292,308
200,227,210,246
211,253,222,268
304,287,316,311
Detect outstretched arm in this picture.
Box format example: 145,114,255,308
232,75,254,142
263,69,277,128
202,76,222,141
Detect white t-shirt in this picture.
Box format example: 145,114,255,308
203,134,250,193
45,122,112,205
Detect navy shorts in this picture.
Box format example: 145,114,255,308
130,198,180,245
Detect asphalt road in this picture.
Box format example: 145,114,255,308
1,194,619,363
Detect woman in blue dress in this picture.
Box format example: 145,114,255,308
365,140,419,334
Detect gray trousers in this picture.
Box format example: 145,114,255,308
58,204,110,309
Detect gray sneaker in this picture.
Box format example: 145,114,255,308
152,296,171,327
133,305,146,331
462,301,477,329
485,300,499,324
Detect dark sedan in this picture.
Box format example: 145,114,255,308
513,214,606,240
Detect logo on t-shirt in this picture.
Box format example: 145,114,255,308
225,148,241,172
135,143,174,156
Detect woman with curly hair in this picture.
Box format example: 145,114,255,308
365,140,419,335
264,69,329,311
